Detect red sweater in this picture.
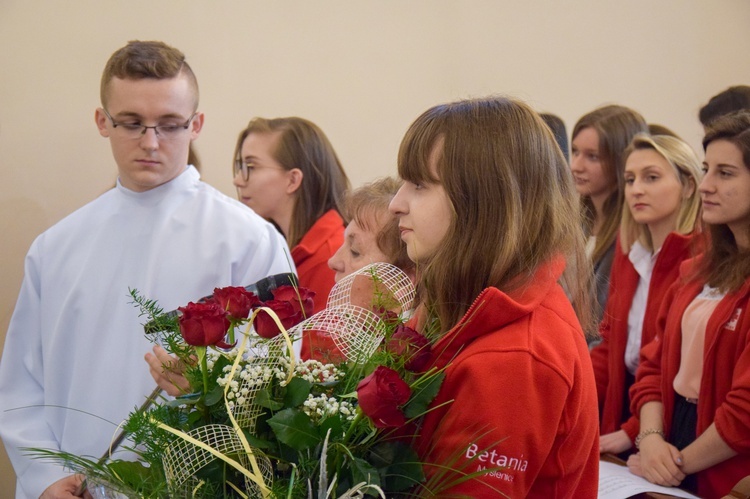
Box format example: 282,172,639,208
292,210,344,361
415,258,599,498
630,258,750,499
591,232,693,441
291,209,344,314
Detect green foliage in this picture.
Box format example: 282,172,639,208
369,442,425,492
32,274,447,498
350,457,381,491
283,377,312,407
268,409,321,451
403,371,445,419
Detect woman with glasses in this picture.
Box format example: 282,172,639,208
232,117,350,316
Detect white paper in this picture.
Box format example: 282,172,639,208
598,460,701,499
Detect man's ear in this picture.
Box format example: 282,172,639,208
286,168,304,194
95,108,110,138
190,112,205,139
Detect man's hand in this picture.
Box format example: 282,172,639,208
40,475,92,498
145,345,191,396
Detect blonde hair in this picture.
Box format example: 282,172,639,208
232,117,350,247
398,97,593,336
619,134,702,252
345,177,413,274
572,105,648,264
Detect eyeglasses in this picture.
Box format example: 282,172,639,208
102,108,196,140
233,159,282,181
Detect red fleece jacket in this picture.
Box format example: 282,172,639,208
591,232,693,441
415,258,599,498
630,258,750,499
291,209,344,314
293,210,344,361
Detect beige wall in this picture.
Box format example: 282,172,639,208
2,0,749,494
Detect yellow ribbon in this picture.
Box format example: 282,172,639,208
155,306,298,497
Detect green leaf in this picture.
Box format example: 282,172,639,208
187,410,203,426
107,460,155,483
380,443,424,492
168,392,202,408
283,377,312,408
268,408,321,451
350,457,381,490
193,456,225,481
319,415,344,441
241,429,272,450
209,354,231,378
404,372,445,419
367,441,397,468
255,388,284,411
203,384,224,406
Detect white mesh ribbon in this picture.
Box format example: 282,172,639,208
327,263,415,312
290,304,382,363
158,315,292,496
157,264,414,496
162,423,272,495
288,263,415,364
229,333,287,430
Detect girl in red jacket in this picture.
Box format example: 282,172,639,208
593,134,702,456
389,97,600,497
571,106,648,327
628,111,750,498
232,117,350,314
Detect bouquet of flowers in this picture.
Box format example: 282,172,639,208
33,263,445,498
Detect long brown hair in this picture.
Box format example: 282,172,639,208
697,110,750,292
232,117,350,247
572,105,648,264
398,97,593,336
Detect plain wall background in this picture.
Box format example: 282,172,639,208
2,1,749,494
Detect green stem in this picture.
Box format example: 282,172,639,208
228,319,236,345
341,408,364,446
197,346,210,422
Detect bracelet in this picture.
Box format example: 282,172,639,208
635,428,665,449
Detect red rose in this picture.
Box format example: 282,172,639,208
272,285,316,318
372,306,401,326
387,325,431,372
253,300,302,339
213,286,261,319
356,366,411,428
178,302,232,348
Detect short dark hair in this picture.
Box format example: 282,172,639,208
648,123,679,138
699,85,750,127
540,113,569,162
100,40,199,108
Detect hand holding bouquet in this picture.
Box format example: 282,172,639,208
32,264,444,498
